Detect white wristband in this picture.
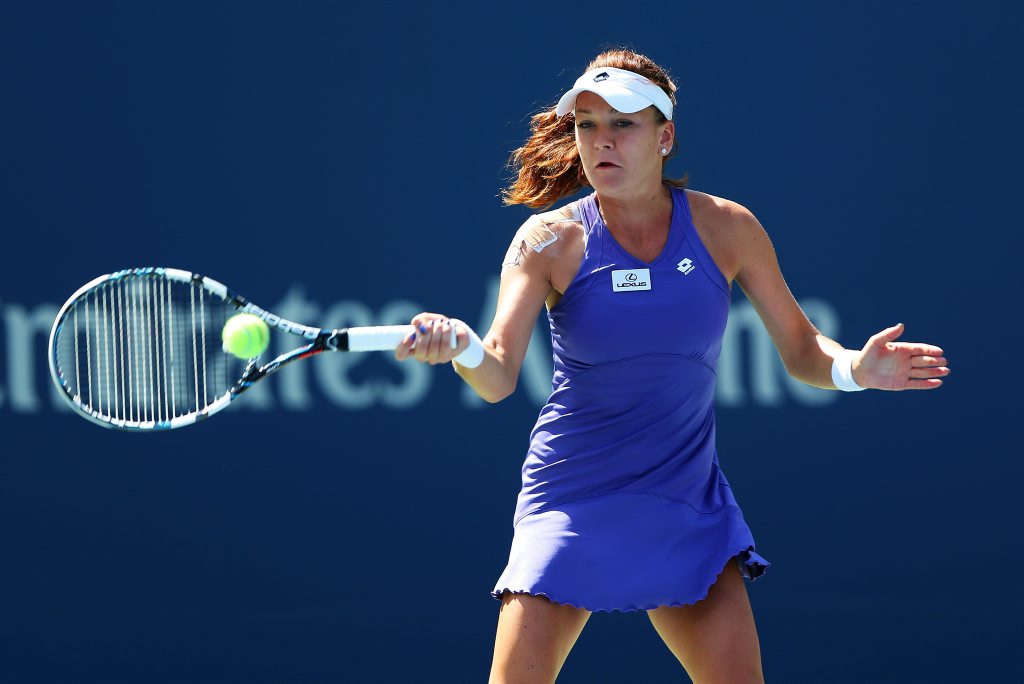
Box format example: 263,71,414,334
448,318,485,369
831,349,865,391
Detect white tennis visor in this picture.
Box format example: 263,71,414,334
555,66,673,120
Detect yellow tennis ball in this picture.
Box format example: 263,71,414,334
222,313,270,359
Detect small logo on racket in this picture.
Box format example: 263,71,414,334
239,302,320,339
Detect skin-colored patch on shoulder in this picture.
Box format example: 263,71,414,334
501,201,584,274
502,218,555,270
525,224,559,253
540,201,582,224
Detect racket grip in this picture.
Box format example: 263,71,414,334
346,325,416,351
345,322,485,368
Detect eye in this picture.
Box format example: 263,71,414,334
575,121,593,129
615,119,634,127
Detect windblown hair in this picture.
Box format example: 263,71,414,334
502,49,688,209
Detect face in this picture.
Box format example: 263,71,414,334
573,90,674,197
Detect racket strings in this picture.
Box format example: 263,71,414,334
101,287,114,418
144,278,155,422
118,281,127,419
190,280,199,414
138,278,148,422
84,291,93,409
152,278,164,424
165,278,176,418
54,274,236,426
128,279,137,421
116,282,127,421
73,306,81,403
199,285,208,411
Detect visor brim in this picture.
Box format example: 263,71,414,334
555,85,654,117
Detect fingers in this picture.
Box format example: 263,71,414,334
867,324,946,359
909,366,951,379
868,323,904,345
423,318,447,362
394,314,468,365
897,348,952,382
904,378,945,390
896,354,951,389
880,340,944,355
394,327,417,361
896,343,944,356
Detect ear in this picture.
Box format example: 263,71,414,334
659,121,675,150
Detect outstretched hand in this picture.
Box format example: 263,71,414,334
853,323,950,391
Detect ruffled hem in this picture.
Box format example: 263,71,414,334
490,545,770,614
737,546,770,580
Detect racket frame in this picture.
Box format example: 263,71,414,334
48,267,432,432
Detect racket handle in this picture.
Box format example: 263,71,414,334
345,321,485,368
345,325,416,351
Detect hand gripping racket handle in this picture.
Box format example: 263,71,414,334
345,319,485,368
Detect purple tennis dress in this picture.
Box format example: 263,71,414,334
491,185,770,612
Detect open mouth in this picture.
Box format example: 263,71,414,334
596,162,619,168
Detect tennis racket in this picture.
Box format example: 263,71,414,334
48,267,484,432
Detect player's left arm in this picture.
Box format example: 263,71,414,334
730,205,950,391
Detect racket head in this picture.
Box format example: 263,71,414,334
48,267,243,432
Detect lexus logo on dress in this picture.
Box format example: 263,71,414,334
611,269,651,291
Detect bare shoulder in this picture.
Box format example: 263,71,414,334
685,189,762,235
501,200,585,274
683,189,766,285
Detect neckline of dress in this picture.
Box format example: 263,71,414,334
593,187,677,267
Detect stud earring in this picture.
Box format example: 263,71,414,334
660,147,668,155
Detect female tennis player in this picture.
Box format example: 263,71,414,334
395,49,949,683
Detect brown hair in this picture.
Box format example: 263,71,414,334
502,49,688,209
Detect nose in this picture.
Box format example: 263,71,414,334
593,129,614,150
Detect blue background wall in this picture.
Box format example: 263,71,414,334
1,1,1020,681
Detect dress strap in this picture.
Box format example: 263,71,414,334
577,192,600,235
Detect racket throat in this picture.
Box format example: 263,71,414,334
322,330,350,352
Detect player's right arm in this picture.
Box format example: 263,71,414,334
393,216,559,403
451,217,557,403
